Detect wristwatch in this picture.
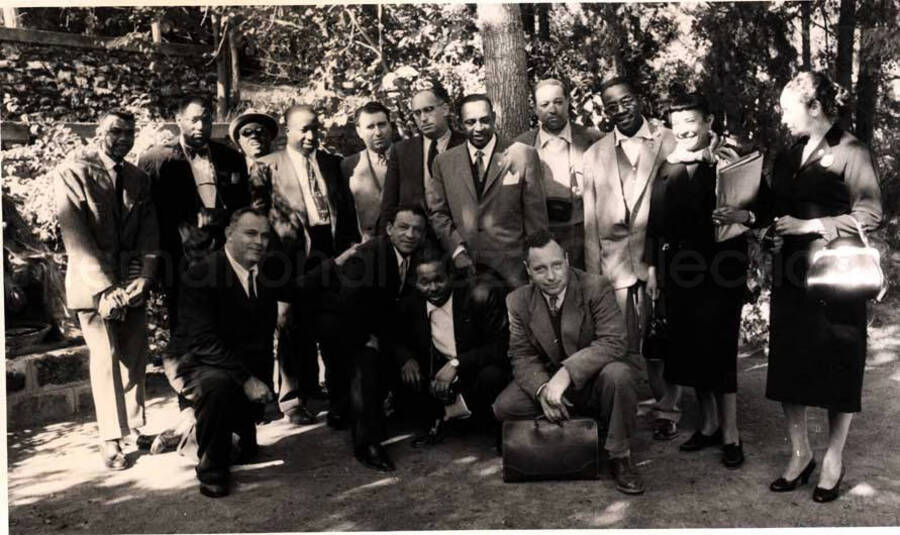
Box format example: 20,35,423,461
449,358,460,368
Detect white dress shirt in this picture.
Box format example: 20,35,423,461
286,146,331,227
97,149,120,186
367,147,391,186
538,122,575,192
427,295,457,358
467,135,498,171
224,246,257,298
613,117,653,167
180,138,217,209
541,287,567,314
423,129,452,180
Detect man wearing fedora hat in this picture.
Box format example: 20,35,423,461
230,111,279,170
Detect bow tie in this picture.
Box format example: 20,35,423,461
184,144,209,158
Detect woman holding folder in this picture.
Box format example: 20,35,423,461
645,92,765,469
763,71,882,502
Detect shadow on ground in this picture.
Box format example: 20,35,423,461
7,301,900,532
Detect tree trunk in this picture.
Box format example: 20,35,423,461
212,14,230,121
538,4,550,41
228,24,241,108
2,7,19,28
801,1,812,69
601,4,626,77
477,4,530,140
855,0,890,144
835,0,856,129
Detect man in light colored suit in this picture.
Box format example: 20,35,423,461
54,109,159,470
380,82,466,232
514,79,602,269
341,101,394,241
492,230,642,494
250,104,361,426
582,77,682,441
426,94,549,289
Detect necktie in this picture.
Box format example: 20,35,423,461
248,267,257,299
548,294,560,317
427,139,439,175
474,150,485,185
398,256,409,294
305,156,331,222
112,162,124,211
184,144,209,158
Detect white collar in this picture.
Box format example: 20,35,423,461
541,287,567,308
392,245,406,269
96,149,120,175
467,135,497,163
179,136,209,158
429,129,452,148
224,246,256,289
538,122,572,147
287,145,316,161
614,117,652,145
426,294,453,315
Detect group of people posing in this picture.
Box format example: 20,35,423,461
53,69,882,502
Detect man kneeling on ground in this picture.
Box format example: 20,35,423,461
167,207,281,498
394,247,510,447
492,230,644,494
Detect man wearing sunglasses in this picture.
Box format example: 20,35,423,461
230,111,279,170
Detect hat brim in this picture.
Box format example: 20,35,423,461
230,113,279,143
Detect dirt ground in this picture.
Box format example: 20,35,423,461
6,301,900,533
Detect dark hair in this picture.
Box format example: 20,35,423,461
413,246,451,275
524,229,557,254
783,71,849,119
100,109,135,125
284,104,317,125
176,95,212,116
391,203,428,224
457,93,493,117
354,101,391,123
227,206,269,228
598,76,635,95
666,92,711,117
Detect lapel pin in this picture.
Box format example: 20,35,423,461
820,153,834,168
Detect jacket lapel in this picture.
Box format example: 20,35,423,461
558,276,582,358
409,137,424,183
799,124,842,171
527,286,560,363
481,138,510,196
276,150,309,227
450,144,478,201
630,127,662,212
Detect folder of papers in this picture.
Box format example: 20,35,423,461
715,150,763,243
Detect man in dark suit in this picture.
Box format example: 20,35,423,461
138,95,250,335
250,104,361,425
426,94,549,289
394,247,509,447
54,109,159,470
513,79,602,269
303,204,428,471
167,208,279,498
341,101,394,241
380,82,466,232
492,230,644,495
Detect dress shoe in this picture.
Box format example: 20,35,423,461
770,458,816,492
354,444,395,472
813,467,845,503
652,418,679,441
149,429,181,455
722,441,744,469
199,481,230,498
101,440,130,471
608,456,645,495
411,418,447,448
679,428,723,452
326,411,349,430
287,406,317,426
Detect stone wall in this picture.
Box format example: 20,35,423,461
6,345,93,429
1,28,216,122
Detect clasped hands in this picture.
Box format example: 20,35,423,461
400,358,458,400
538,367,573,423
98,276,151,321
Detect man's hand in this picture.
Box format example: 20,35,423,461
124,276,151,305
452,250,475,277
98,287,127,321
646,267,659,301
276,302,291,331
400,358,423,391
335,243,360,266
711,206,751,226
774,215,825,237
538,367,573,423
243,376,274,404
432,360,458,399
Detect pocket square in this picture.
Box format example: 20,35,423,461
502,170,521,186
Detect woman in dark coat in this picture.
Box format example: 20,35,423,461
645,93,760,469
764,71,882,502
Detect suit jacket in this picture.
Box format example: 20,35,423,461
138,139,249,289
426,138,549,287
168,250,282,389
250,149,360,269
380,131,466,233
394,282,509,380
341,147,392,241
506,269,626,400
54,146,159,309
582,120,675,289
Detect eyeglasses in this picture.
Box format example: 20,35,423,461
604,97,637,114
240,127,267,138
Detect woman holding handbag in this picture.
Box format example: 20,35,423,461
645,92,760,470
764,71,883,502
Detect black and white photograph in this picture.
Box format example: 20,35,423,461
1,1,899,532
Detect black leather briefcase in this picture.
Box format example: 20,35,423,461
502,418,600,482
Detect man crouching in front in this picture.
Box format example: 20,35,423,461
167,207,279,498
492,230,644,494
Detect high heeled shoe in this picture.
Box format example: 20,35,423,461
813,467,845,503
770,458,816,492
